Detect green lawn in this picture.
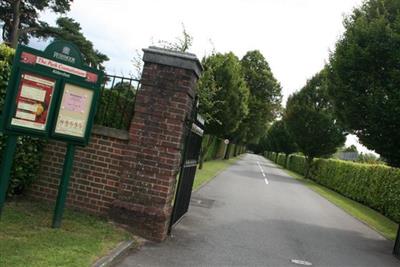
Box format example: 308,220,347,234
0,201,134,267
193,157,241,191
281,168,398,241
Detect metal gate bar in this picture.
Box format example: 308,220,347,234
394,226,400,258
169,103,204,230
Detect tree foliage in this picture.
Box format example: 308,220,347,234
40,17,109,70
198,52,249,138
285,71,346,176
267,120,297,155
328,0,400,167
1,0,72,48
95,89,135,130
196,61,221,126
132,24,193,79
157,23,193,52
239,50,282,143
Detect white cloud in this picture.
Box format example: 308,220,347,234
65,0,363,102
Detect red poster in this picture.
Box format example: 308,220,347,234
11,73,55,130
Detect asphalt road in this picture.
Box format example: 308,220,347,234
117,154,399,267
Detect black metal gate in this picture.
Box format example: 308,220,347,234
169,106,204,229
394,227,400,258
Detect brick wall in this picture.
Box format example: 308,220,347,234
109,48,202,241
29,125,129,215
29,47,202,242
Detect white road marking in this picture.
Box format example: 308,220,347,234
291,259,312,266
257,161,269,185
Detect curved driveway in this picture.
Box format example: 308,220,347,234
118,154,398,267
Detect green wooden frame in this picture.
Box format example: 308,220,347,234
1,41,103,145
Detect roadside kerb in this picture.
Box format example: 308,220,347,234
91,239,141,267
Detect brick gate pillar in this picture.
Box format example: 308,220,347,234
110,47,202,241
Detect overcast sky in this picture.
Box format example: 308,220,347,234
39,0,374,154
47,0,362,99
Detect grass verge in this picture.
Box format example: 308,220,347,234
0,200,134,267
193,156,241,191
281,168,398,241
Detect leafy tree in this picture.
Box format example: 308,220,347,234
197,61,221,126
327,0,400,167
199,52,249,138
239,50,282,144
285,71,346,177
197,66,222,168
1,0,72,48
267,120,297,158
197,52,249,160
41,17,109,70
250,133,273,154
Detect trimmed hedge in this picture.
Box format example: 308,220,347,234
310,159,400,223
265,150,400,223
0,44,45,196
276,153,287,167
226,143,235,158
287,154,306,175
227,143,245,158
215,139,227,159
203,135,219,161
201,135,245,163
203,135,227,161
267,152,277,162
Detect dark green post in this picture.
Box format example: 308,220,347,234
52,143,76,228
0,135,18,218
394,225,400,258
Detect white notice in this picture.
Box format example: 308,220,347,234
15,110,36,121
17,102,38,112
20,85,46,102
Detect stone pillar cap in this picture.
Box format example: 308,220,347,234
142,46,203,78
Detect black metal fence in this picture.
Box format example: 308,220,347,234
94,74,141,130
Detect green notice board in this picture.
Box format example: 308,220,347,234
1,40,103,145
0,40,103,227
